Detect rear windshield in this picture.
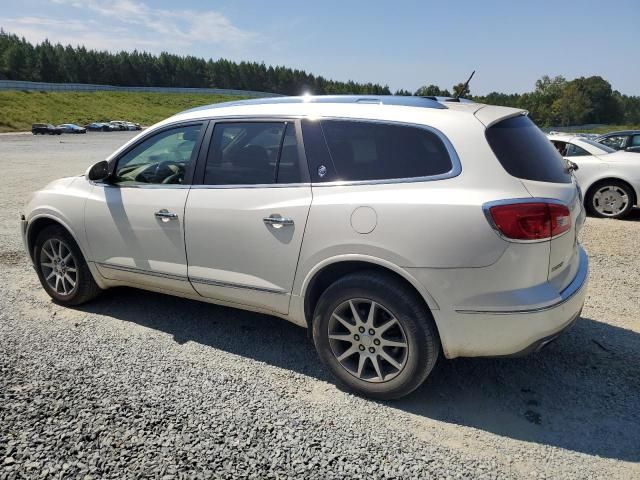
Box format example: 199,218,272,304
486,115,571,184
581,138,615,154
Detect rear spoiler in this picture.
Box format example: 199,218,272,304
474,105,528,128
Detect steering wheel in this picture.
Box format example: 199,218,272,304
153,160,183,184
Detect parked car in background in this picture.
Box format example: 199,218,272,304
548,134,639,218
31,123,63,135
109,120,141,131
57,124,87,134
107,121,128,131
594,130,640,153
21,96,589,399
86,122,117,132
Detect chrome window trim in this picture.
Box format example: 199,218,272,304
482,197,573,244
455,248,588,315
91,182,191,189
190,183,309,190
305,117,462,187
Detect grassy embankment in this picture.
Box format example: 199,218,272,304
0,90,638,134
0,91,249,132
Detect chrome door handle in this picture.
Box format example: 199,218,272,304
155,209,178,223
263,214,294,229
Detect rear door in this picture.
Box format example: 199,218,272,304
184,119,311,314
485,116,585,291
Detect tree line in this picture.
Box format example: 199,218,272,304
0,30,390,95
1,30,639,126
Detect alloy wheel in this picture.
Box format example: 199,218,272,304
593,185,629,217
327,298,409,383
39,238,78,296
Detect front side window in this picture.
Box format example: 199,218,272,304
204,122,303,185
113,124,202,185
599,135,628,150
319,120,453,182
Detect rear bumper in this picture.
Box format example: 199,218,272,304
430,247,589,358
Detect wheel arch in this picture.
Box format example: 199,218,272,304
301,256,440,331
26,214,85,262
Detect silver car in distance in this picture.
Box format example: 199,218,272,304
21,95,589,399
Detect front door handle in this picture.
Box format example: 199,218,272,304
155,209,178,223
263,214,294,229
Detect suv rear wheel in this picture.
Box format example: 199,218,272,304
34,225,101,305
312,271,439,400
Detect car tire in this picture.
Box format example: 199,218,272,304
586,180,635,219
33,225,102,306
312,271,440,400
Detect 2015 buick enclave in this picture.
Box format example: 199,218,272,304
21,95,588,399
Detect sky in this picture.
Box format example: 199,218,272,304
1,0,639,96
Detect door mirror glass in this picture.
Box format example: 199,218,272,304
87,160,110,181
565,159,579,172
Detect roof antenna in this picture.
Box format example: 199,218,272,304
454,70,475,100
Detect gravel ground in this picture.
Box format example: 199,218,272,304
1,132,638,479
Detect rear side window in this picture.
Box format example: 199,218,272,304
304,120,453,182
204,122,304,185
486,115,571,184
599,135,627,150
564,143,590,157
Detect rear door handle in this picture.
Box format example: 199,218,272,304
263,214,294,229
155,209,178,223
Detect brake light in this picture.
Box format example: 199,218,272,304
487,201,571,241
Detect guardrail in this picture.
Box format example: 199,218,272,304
0,80,281,97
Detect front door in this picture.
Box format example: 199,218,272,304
184,120,311,314
85,122,205,294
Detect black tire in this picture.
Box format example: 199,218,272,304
33,225,101,306
312,271,440,400
586,180,635,219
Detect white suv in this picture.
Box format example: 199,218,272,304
21,96,588,399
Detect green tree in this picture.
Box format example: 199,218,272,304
552,83,592,126
414,84,450,97
452,82,470,98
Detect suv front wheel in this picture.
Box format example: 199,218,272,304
312,271,440,400
34,225,102,305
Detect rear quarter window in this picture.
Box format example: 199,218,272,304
302,119,454,182
486,115,571,184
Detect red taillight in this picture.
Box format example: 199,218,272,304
487,202,571,241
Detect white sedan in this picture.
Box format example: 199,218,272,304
548,134,640,219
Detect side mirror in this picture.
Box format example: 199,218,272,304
626,146,640,153
86,160,110,182
565,159,579,172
